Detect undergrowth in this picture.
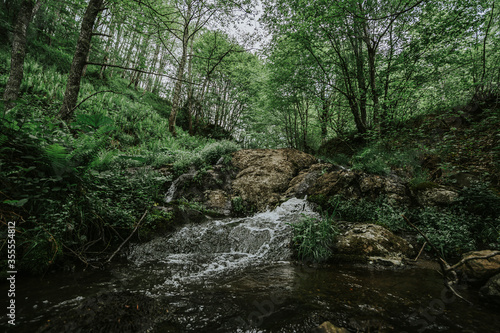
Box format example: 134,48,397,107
0,50,241,275
288,212,339,262
316,188,500,259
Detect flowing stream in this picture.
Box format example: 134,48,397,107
2,198,500,332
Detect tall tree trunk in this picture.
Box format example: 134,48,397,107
146,41,161,92
186,38,195,135
168,3,191,137
367,44,380,131
121,31,137,78
58,0,103,120
109,21,124,78
319,88,330,142
3,0,37,110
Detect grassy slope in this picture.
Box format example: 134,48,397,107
0,47,240,275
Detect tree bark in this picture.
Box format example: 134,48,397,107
168,2,192,137
186,38,195,134
58,0,104,120
3,0,36,110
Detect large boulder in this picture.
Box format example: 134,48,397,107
306,169,410,206
455,250,500,282
480,273,500,305
415,185,458,206
231,149,317,211
333,223,414,264
284,163,341,198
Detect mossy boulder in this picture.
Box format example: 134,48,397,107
333,223,414,261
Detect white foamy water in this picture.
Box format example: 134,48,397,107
128,198,318,288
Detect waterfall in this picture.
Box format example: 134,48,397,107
164,170,198,203
128,198,318,287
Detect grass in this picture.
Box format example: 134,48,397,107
288,212,339,262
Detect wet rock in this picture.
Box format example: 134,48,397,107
368,256,405,267
416,186,458,206
231,148,317,211
455,250,500,282
204,189,231,215
359,173,409,205
315,321,349,333
480,273,500,305
333,223,414,259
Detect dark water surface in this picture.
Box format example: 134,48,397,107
2,199,499,332
2,262,500,332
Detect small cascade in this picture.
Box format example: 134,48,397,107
164,170,197,203
128,198,318,287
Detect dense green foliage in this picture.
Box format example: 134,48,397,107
1,0,499,272
318,186,500,259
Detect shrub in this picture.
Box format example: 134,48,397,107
412,207,476,259
199,140,240,165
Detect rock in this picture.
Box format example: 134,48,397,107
284,163,339,198
231,149,317,211
204,189,231,215
416,186,458,206
480,273,500,305
359,173,409,205
333,223,414,259
306,169,410,206
455,250,500,282
307,169,358,198
315,321,349,333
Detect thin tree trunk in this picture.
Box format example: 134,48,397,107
58,0,104,120
146,41,161,92
186,38,195,134
121,31,137,78
3,0,37,110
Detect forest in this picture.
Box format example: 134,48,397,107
0,0,500,331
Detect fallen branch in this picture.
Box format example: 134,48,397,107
411,241,427,262
63,243,99,269
447,251,500,272
106,208,149,264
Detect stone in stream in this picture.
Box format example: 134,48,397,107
480,272,500,305
314,321,349,333
332,223,414,265
455,250,500,283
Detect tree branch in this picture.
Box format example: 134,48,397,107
72,90,119,112
85,62,200,85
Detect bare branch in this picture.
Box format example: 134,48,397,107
85,62,200,85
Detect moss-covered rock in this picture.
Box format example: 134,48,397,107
333,223,414,259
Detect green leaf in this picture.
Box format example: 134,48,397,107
3,198,29,207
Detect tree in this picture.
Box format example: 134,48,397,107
58,0,104,120
3,0,42,110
